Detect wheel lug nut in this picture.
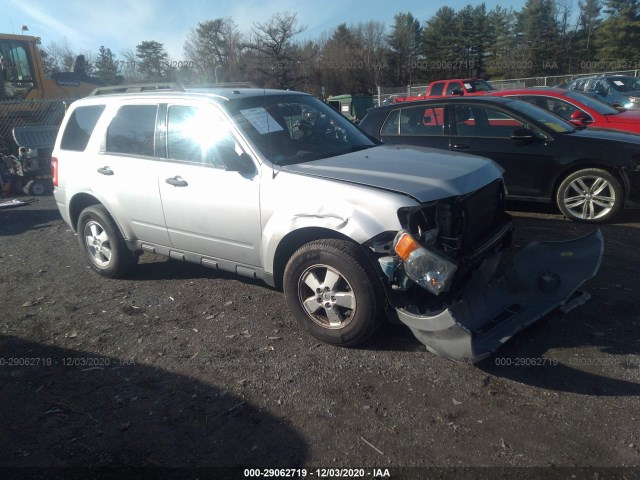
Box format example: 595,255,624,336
331,296,336,301
324,286,330,292
316,288,321,294
325,302,331,308
317,297,322,303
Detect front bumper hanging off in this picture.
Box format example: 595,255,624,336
395,230,604,363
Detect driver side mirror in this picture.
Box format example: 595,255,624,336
450,88,464,96
569,110,591,126
225,152,256,175
511,128,536,141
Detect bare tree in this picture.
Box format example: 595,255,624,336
184,17,243,83
44,38,77,72
245,11,307,88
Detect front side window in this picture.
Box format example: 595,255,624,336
60,105,106,151
106,105,157,156
454,104,525,138
167,105,240,168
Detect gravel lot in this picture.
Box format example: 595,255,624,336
1,195,639,478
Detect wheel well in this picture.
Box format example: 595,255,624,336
272,227,353,290
552,163,626,201
69,193,102,231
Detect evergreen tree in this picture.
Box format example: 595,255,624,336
595,0,640,64
94,46,122,85
387,12,423,85
516,0,561,75
485,6,518,78
135,40,170,80
578,0,603,61
423,7,459,80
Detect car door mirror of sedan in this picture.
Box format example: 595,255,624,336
569,110,591,125
510,128,536,141
225,152,256,175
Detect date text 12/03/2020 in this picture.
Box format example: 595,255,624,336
243,468,391,477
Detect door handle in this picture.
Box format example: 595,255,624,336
451,144,470,150
97,166,114,175
166,176,188,187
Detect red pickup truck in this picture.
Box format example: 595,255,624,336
394,78,495,103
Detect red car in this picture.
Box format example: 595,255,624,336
395,78,495,103
490,88,640,134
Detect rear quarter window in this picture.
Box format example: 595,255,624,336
60,105,106,151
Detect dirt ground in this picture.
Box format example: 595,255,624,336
0,195,639,479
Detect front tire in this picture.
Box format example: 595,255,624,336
556,168,623,223
283,239,383,346
77,205,138,278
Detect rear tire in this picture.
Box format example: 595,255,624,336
556,168,623,223
77,205,138,278
283,239,383,346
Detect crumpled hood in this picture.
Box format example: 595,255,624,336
281,145,503,203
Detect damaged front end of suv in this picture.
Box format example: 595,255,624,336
368,179,604,363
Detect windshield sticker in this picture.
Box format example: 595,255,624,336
613,80,625,86
240,108,284,134
464,83,473,89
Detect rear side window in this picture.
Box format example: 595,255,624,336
60,105,105,151
106,105,157,156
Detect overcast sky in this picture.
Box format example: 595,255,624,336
3,0,531,59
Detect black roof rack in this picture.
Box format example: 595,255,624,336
88,82,184,96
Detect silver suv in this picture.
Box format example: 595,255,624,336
52,86,603,362
564,75,640,109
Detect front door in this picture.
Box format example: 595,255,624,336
157,104,262,267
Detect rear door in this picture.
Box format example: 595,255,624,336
95,102,171,246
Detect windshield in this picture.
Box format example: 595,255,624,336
224,94,375,164
607,76,640,92
506,98,576,133
565,90,620,115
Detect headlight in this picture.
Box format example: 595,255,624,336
629,96,640,104
394,230,457,295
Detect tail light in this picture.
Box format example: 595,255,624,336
51,156,58,187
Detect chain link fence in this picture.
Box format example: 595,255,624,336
377,69,640,104
489,69,640,90
0,99,68,153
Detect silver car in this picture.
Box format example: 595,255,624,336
51,87,603,362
